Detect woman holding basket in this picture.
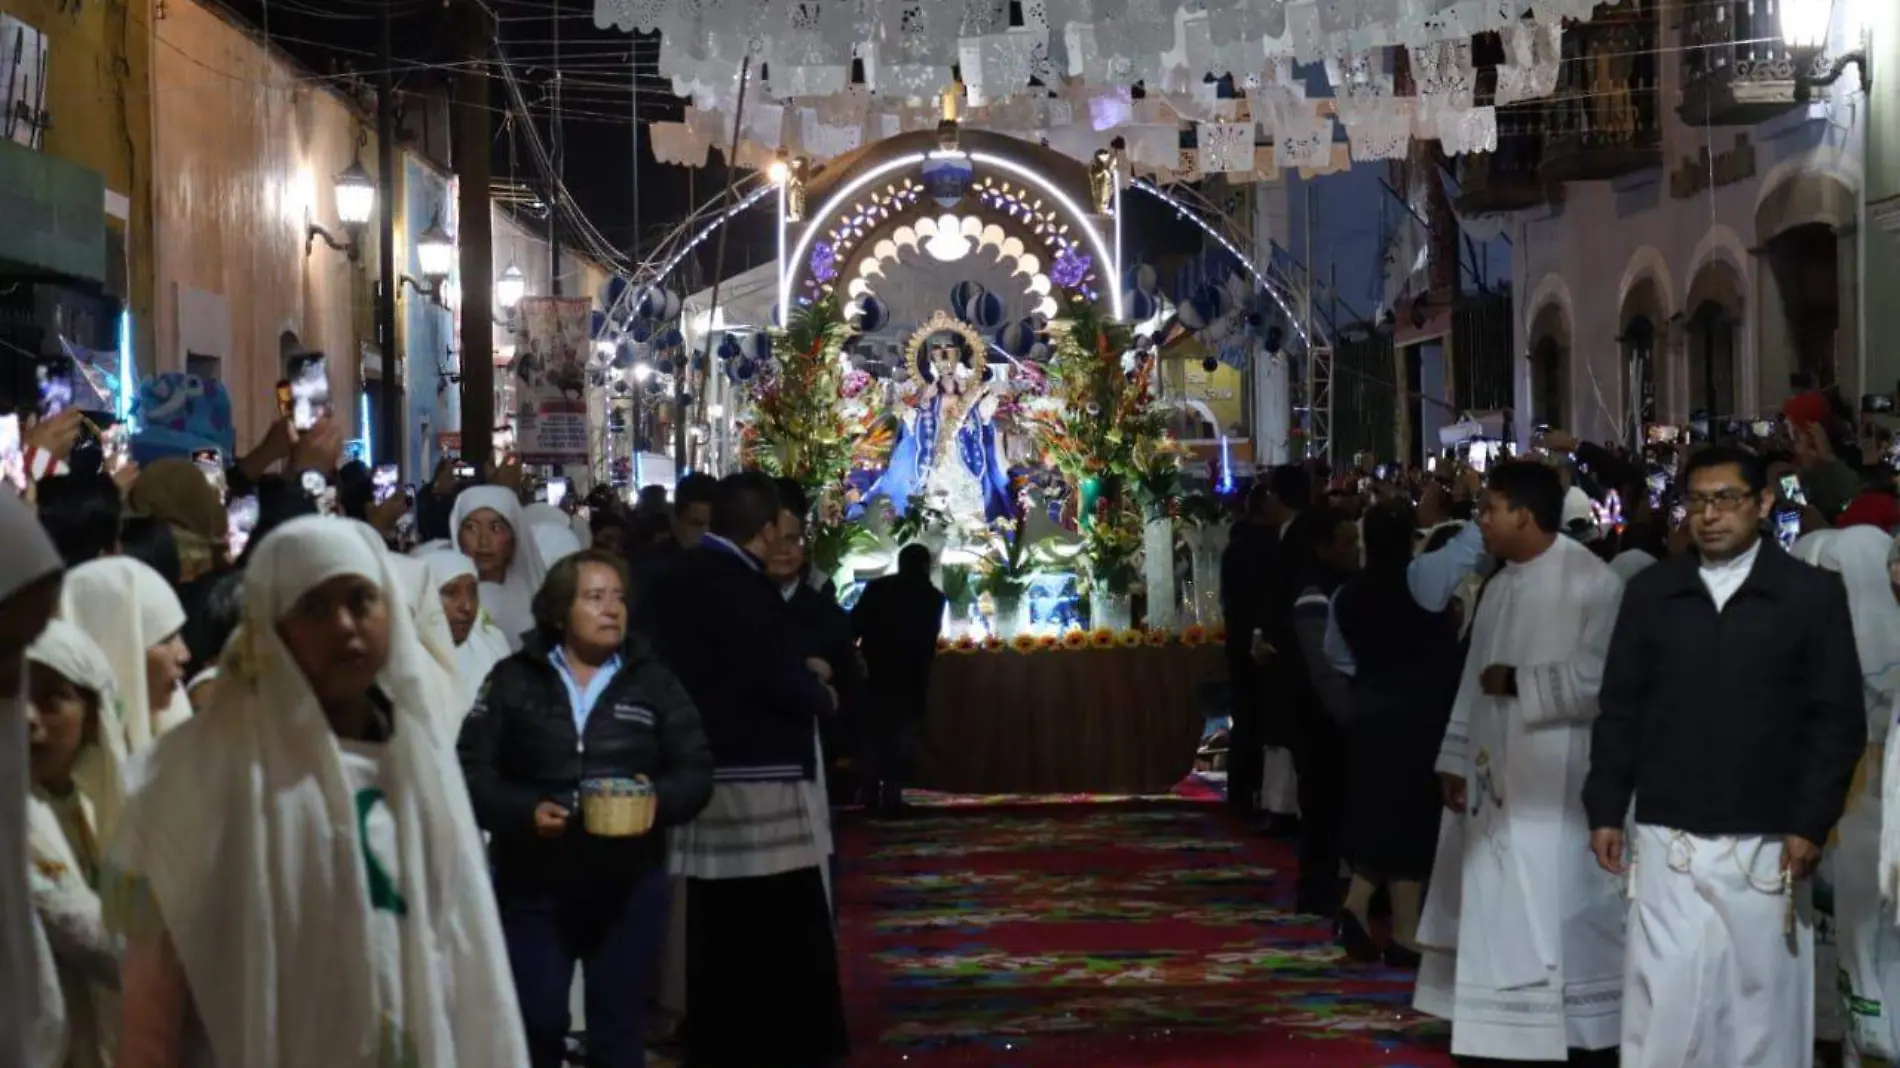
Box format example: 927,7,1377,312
457,549,713,1068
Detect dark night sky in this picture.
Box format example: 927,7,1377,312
216,0,1191,288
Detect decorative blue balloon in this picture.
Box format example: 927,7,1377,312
630,321,653,344
968,291,1005,330
661,289,682,320
659,327,685,350
735,359,757,381
589,310,609,340
853,295,889,334
1124,289,1156,322
745,333,772,364
996,318,1037,357
657,357,675,375
950,281,985,321
717,334,741,361
1176,297,1207,331
644,377,664,395
602,276,631,313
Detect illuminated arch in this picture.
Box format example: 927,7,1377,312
780,131,1122,322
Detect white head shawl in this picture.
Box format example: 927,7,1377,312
529,522,582,567
103,516,529,1068
413,546,508,707
0,494,66,1068
57,558,193,753
1794,527,1900,729
25,619,129,845
387,555,458,681
449,487,547,652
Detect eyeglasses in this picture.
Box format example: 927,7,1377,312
1684,490,1755,514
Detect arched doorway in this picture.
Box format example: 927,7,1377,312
1755,167,1857,396
1526,300,1569,429
1683,257,1745,424
1763,222,1839,387
1619,276,1668,444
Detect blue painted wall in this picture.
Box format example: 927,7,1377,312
402,158,456,478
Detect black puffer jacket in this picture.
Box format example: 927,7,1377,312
457,631,713,894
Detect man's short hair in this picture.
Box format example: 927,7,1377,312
773,478,810,525
1267,464,1313,511
1486,461,1566,534
675,472,718,510
710,472,782,543
531,549,630,641
897,542,932,577
1683,444,1768,495
35,473,122,566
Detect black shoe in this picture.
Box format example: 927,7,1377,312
1337,909,1381,963
1382,941,1423,969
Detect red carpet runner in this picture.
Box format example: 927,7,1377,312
836,800,1457,1067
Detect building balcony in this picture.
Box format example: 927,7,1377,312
1676,0,1803,126
1538,0,1663,184
1454,110,1558,215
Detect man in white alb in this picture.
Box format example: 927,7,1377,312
1587,446,1864,1068
1415,461,1626,1064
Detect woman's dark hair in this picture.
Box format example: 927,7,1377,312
236,474,322,568
1362,502,1417,571
119,516,183,589
335,461,373,522
36,473,122,566
773,477,810,525
180,569,245,678
531,548,631,643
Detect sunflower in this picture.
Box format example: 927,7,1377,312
936,636,953,652
1037,634,1061,651
1009,633,1040,654
953,635,978,654
1116,629,1144,648
981,635,1005,652
1144,627,1171,647
1089,628,1117,649
1180,624,1208,647
1060,630,1090,650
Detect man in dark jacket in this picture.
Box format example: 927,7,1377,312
851,542,945,814
458,548,713,1068
1221,482,1283,819
1586,445,1864,1066
636,472,849,1068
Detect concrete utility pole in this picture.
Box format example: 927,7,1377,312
375,0,402,474
455,0,495,473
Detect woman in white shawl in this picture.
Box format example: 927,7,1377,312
451,487,548,653
26,620,129,1068
1795,527,1900,1064
58,559,193,753
1,492,71,1068
415,547,509,704
102,516,529,1068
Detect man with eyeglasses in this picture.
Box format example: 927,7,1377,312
1587,444,1864,1068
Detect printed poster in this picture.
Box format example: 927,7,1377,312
513,296,592,465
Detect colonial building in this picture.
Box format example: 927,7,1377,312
1453,0,1871,443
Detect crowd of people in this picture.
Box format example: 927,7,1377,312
1,408,952,1068
1223,402,1900,1066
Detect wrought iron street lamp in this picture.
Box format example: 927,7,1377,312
1783,0,1871,101
306,155,376,261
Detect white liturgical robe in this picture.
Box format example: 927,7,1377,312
1414,535,1627,1060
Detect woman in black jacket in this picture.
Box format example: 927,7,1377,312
457,548,713,1068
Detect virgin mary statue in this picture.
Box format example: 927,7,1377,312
870,318,1013,524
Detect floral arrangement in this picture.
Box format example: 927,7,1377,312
890,494,951,545
936,627,1222,654
974,512,1039,599
1022,293,1175,596
740,292,888,497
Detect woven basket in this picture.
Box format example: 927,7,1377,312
580,778,656,838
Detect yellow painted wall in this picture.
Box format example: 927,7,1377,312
2,0,157,360
150,0,379,448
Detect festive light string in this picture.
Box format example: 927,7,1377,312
1127,176,1321,352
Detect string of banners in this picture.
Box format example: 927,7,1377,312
606,0,1571,175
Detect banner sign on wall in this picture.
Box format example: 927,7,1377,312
513,296,593,465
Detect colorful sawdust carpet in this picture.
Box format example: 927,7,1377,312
837,802,1454,1067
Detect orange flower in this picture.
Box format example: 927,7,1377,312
1009,634,1040,654
1060,630,1090,650
981,636,1005,652
1207,624,1227,643
1116,629,1144,648
953,635,978,654
936,636,953,652
1089,628,1117,649
1180,624,1208,647
1144,627,1171,647
1037,634,1061,651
